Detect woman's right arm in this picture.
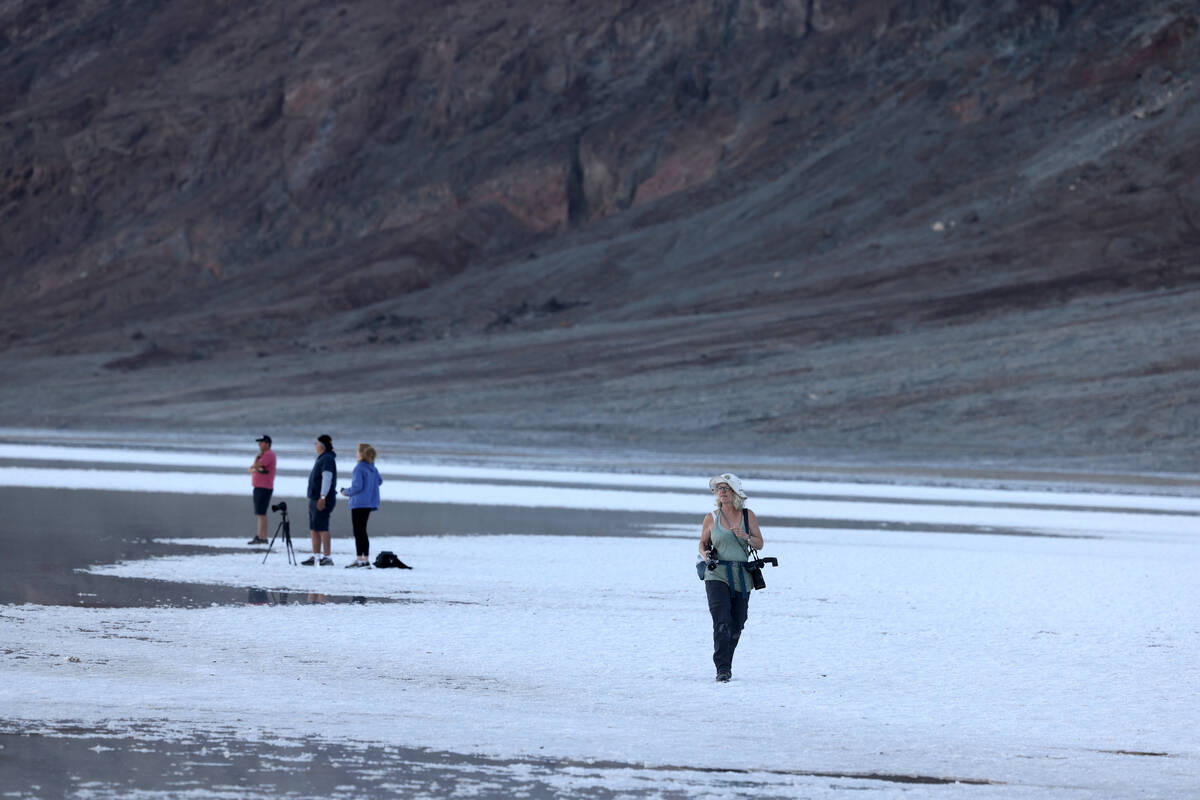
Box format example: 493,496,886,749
699,514,713,554
345,464,365,496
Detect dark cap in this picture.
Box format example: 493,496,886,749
316,434,333,450
255,434,272,445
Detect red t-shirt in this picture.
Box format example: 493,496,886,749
252,449,276,489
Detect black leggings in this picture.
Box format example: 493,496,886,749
706,580,749,674
351,508,372,557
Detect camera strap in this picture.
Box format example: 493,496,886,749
738,508,755,561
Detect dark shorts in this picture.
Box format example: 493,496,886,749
309,497,335,532
253,487,273,516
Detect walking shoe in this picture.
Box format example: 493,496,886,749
344,561,369,568
318,557,334,566
300,556,316,566
247,537,269,546
716,671,731,683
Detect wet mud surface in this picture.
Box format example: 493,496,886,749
0,726,1003,799
0,729,630,800
0,489,377,608
0,486,659,609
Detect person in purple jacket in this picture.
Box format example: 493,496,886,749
341,443,382,568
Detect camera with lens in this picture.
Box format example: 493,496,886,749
704,549,719,571
271,501,287,513
742,556,778,590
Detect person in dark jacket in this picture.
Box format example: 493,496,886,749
302,434,337,566
341,443,383,568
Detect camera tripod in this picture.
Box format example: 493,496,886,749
263,504,296,565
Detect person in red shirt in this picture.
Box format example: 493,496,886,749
247,434,277,546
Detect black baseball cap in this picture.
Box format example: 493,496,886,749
255,434,272,444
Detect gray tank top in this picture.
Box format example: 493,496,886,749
705,508,752,594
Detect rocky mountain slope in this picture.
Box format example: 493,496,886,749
2,1,1198,471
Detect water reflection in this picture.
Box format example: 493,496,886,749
245,587,370,605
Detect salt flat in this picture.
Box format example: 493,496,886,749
1,444,1197,798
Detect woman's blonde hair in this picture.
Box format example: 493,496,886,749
358,443,377,463
713,486,745,511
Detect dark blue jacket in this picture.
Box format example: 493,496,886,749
307,448,337,500
344,461,382,510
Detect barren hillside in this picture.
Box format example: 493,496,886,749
2,1,1198,470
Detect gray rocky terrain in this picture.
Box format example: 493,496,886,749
2,0,1198,473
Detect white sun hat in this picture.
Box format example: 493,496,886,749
708,472,746,499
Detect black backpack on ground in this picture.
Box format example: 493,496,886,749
373,551,412,569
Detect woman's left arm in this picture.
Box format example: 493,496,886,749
746,509,764,549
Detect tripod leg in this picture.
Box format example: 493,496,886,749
283,520,295,565
262,519,283,564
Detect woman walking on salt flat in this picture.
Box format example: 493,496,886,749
698,473,764,682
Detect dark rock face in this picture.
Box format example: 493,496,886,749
1,1,1198,469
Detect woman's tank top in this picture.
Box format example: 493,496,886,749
704,508,752,595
